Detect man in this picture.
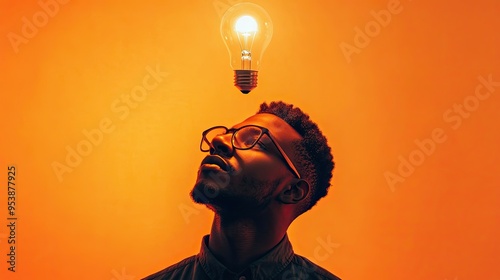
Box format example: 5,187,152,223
144,101,340,280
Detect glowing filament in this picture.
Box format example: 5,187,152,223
235,16,258,36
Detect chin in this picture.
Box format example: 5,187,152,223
191,186,271,217
190,180,221,205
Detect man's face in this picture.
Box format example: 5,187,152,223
190,113,303,214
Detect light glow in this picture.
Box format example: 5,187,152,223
235,15,258,35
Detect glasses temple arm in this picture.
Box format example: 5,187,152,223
268,135,302,179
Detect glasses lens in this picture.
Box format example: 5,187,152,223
233,126,262,149
202,127,227,151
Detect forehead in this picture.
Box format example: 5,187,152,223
233,113,302,142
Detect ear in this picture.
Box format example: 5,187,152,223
278,179,310,204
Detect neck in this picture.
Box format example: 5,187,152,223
207,211,288,272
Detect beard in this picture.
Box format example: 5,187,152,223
190,173,280,216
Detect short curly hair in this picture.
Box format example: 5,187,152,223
257,101,335,214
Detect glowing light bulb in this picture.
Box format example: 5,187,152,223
220,3,273,94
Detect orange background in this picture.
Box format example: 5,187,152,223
1,0,499,279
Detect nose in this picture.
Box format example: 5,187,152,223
210,133,234,157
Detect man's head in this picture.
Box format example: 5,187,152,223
191,101,334,219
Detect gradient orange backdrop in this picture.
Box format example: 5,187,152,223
1,0,499,279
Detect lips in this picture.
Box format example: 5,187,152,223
200,155,230,172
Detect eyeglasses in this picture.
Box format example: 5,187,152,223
200,125,301,179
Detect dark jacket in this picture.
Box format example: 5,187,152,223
143,235,341,280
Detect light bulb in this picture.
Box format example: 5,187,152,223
220,2,273,94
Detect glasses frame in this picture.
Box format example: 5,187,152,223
200,125,302,179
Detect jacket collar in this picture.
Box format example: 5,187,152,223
198,234,295,280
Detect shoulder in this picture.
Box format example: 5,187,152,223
286,254,341,280
142,255,197,280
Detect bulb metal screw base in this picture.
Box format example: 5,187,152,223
234,70,258,94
